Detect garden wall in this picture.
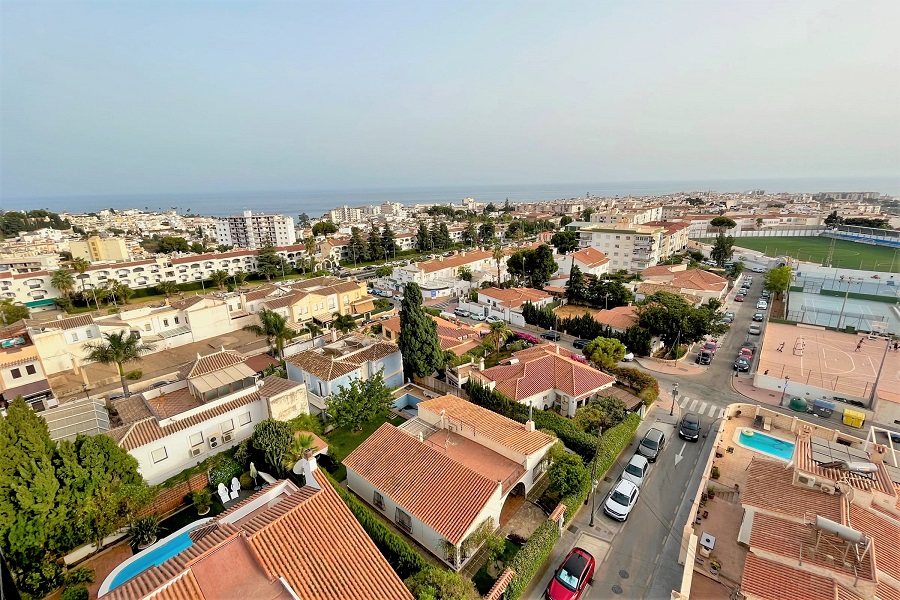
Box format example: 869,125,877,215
138,471,210,518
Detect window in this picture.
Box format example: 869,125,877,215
10,368,21,379
71,332,79,342
151,447,168,463
395,507,412,532
374,491,385,510
144,324,151,331
174,316,180,324
163,319,169,327
25,364,36,376
189,432,204,447
221,418,234,433
86,329,94,339
238,412,252,427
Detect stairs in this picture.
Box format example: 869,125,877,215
713,490,739,504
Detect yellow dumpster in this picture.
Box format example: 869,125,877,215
843,408,866,429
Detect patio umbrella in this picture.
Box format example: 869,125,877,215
250,462,258,488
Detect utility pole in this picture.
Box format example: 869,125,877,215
588,426,602,527
869,338,891,411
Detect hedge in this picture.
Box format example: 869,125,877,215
324,472,429,580
819,289,897,304
506,520,559,600
606,366,660,406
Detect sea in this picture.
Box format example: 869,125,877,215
3,176,898,218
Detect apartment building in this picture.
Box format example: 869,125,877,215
215,210,296,249
70,235,131,262
392,249,500,288
250,276,375,327
0,324,55,410
577,223,665,272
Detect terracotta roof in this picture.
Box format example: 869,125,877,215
475,344,615,402
260,292,306,310
111,395,153,424
180,348,247,379
417,394,554,456
243,286,278,302
740,554,861,600
570,247,609,268
742,458,842,522
41,314,95,330
413,250,495,274
114,389,261,451
478,287,551,308
670,269,728,292
636,282,704,305
257,375,303,397
168,296,207,310
640,264,687,277
878,581,900,600
286,340,399,382
592,306,639,331
343,424,499,545
243,354,281,374
794,432,896,496
848,504,900,582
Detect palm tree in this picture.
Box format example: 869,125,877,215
303,322,322,339
51,269,76,299
82,331,156,397
242,308,296,359
158,280,179,298
233,270,248,288
209,269,230,291
488,320,511,353
283,432,319,472
71,257,90,292
112,282,134,305
303,236,316,273
492,244,505,286
331,312,357,334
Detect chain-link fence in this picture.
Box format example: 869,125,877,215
755,361,875,399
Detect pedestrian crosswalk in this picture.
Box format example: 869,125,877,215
679,396,726,419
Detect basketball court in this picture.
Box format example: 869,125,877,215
757,323,894,400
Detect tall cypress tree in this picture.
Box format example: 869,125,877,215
367,223,383,262
398,283,443,380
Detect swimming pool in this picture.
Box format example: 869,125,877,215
736,428,795,461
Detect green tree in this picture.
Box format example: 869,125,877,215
311,221,338,236
581,208,594,221
437,223,451,249
709,216,737,233
565,265,586,303
51,269,76,299
727,260,745,279
457,266,472,282
763,265,792,299
243,308,296,359
478,221,495,243
233,270,248,287
824,210,842,228
573,396,626,432
327,369,394,431
492,244,505,285
550,230,579,254
303,321,322,340
583,337,626,369
416,222,432,252
209,269,230,291
158,280,179,298
0,299,30,325
347,227,366,265
398,283,443,379
381,225,398,257
111,282,135,305
332,312,357,333
488,320,511,353
298,212,310,228
251,419,294,476
710,233,735,267
256,239,287,280
559,215,573,228
548,452,590,497
529,244,558,288
404,567,479,600
82,331,156,396
159,236,190,253
463,221,477,247
71,257,90,293
374,265,392,277
637,292,727,356
190,241,207,254
367,222,383,262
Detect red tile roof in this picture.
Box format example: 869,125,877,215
285,340,399,382
343,424,499,545
742,458,842,522
570,247,609,268
414,250,495,274
848,504,900,582
417,394,554,456
592,306,639,331
180,348,247,379
475,344,615,401
740,554,860,600
479,287,551,308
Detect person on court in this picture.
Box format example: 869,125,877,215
856,340,864,352
777,342,785,352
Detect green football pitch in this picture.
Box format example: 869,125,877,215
699,236,899,273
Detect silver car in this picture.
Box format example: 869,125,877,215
621,454,649,488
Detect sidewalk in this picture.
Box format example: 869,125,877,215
730,374,783,406
634,357,705,377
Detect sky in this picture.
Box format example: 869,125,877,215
1,0,898,199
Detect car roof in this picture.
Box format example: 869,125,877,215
682,413,700,424
627,454,649,467
645,428,664,441
562,549,590,575
614,479,638,493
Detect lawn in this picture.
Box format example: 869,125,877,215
472,539,522,595
326,414,407,481
699,236,899,273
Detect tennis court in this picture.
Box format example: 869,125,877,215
786,291,899,333
758,323,894,400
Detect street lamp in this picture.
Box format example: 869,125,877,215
781,376,790,407
670,382,678,416
81,383,89,401
589,425,603,527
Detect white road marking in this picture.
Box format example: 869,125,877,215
674,443,686,467
708,403,719,417
718,408,726,419
698,401,708,415
680,396,691,409
689,399,699,412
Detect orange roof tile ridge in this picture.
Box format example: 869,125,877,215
115,416,153,448
243,486,320,539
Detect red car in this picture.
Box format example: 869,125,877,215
735,294,745,302
702,341,718,354
546,547,595,600
739,347,754,359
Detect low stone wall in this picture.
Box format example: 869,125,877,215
139,471,211,518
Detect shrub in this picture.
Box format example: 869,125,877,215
209,456,243,486
20,560,64,598
128,515,160,547
61,586,89,600
232,440,251,467
324,472,429,580
506,520,559,599
191,488,212,512
239,472,253,489
126,369,142,380
64,566,94,586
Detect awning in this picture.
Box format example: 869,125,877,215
191,364,256,393
351,299,375,315
2,378,52,401
25,299,56,308
159,325,191,339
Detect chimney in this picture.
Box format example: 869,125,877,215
555,344,560,355
301,449,321,489
479,357,485,372
440,409,447,430
417,431,424,442
526,404,535,431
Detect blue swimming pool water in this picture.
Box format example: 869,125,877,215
738,430,795,460
109,532,194,590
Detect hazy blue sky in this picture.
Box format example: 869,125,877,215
2,0,898,199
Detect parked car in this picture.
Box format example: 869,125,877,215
735,294,745,302
379,314,392,321
541,331,561,341
752,312,764,322
749,325,761,335
702,341,717,354
604,479,640,521
695,351,713,365
739,347,754,359
637,428,666,462
679,413,702,442
454,308,470,318
622,351,635,362
108,392,126,401
149,380,172,390
761,290,771,299
621,454,650,488
752,266,765,273
734,356,751,371
546,547,595,600
485,315,503,323
888,431,900,444
756,300,768,310
573,339,592,350
724,311,735,321
469,313,485,322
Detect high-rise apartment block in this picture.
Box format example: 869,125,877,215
69,235,131,262
215,210,296,249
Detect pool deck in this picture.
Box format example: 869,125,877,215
731,427,795,461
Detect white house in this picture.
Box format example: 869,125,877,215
343,394,554,569
561,247,611,278
108,347,309,485
458,286,554,326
